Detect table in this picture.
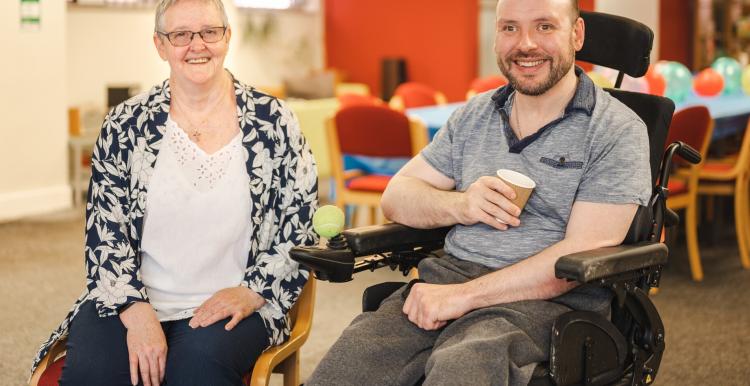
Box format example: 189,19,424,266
69,132,99,206
407,102,463,139
408,94,750,141
677,93,750,140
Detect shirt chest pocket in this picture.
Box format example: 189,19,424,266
539,156,583,169
526,155,586,220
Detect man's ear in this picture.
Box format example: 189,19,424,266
225,26,232,44
573,17,585,52
154,33,168,61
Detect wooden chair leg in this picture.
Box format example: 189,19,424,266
370,206,378,225
350,205,360,228
735,178,750,269
686,199,704,281
279,351,300,386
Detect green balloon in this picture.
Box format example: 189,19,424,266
712,57,743,95
655,61,692,103
312,205,345,238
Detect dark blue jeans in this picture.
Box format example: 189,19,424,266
59,301,270,386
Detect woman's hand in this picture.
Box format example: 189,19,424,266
189,287,266,330
119,302,167,386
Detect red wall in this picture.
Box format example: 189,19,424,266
576,0,595,71
324,0,478,102
324,1,595,101
659,0,692,68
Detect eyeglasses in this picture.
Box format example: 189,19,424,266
158,26,227,47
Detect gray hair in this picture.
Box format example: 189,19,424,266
155,0,229,32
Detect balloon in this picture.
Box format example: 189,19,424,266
644,65,666,96
743,65,750,95
712,57,742,95
693,68,724,97
621,76,649,94
586,71,614,89
592,66,648,93
655,61,692,103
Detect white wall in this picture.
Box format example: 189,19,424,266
66,3,324,116
595,0,661,62
0,0,71,221
66,6,169,113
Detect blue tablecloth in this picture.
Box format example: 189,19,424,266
408,94,750,141
407,102,464,139
677,93,750,140
343,93,750,177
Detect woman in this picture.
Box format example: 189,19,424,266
30,0,318,384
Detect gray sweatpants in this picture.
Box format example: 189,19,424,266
307,255,611,386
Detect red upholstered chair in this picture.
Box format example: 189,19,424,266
664,106,713,281
388,82,447,111
466,75,508,99
327,105,428,224
337,93,383,109
30,279,317,386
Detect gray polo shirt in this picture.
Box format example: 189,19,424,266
421,69,651,269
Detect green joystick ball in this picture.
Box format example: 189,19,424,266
312,205,345,238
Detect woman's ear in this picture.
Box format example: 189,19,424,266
154,33,168,61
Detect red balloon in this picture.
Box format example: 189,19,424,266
645,65,666,96
693,68,724,97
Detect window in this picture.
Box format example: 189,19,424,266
234,0,307,10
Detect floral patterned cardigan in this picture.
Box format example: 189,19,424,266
31,77,319,374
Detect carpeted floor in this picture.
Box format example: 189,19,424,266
1,207,749,385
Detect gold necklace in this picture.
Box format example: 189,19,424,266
171,77,230,143
173,94,224,143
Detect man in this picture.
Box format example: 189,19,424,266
308,0,651,384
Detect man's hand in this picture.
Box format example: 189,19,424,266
402,283,471,330
189,287,266,331
119,302,167,386
457,176,521,230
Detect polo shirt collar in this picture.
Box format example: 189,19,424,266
490,66,596,116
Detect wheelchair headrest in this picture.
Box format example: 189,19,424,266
577,11,654,78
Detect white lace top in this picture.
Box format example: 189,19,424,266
140,117,251,321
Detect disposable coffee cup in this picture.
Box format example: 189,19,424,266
496,169,536,223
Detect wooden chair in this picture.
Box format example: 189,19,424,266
327,105,428,225
466,75,508,99
31,278,316,386
245,277,316,386
388,82,447,111
694,118,750,273
665,106,714,281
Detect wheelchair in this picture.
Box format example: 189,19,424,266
291,11,701,386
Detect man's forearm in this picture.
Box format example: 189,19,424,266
381,175,462,228
458,237,613,310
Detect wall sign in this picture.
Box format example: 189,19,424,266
20,0,41,31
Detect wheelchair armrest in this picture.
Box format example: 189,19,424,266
342,223,451,256
554,242,668,283
290,223,451,282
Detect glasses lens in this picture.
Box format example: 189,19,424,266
200,27,224,43
169,31,191,46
